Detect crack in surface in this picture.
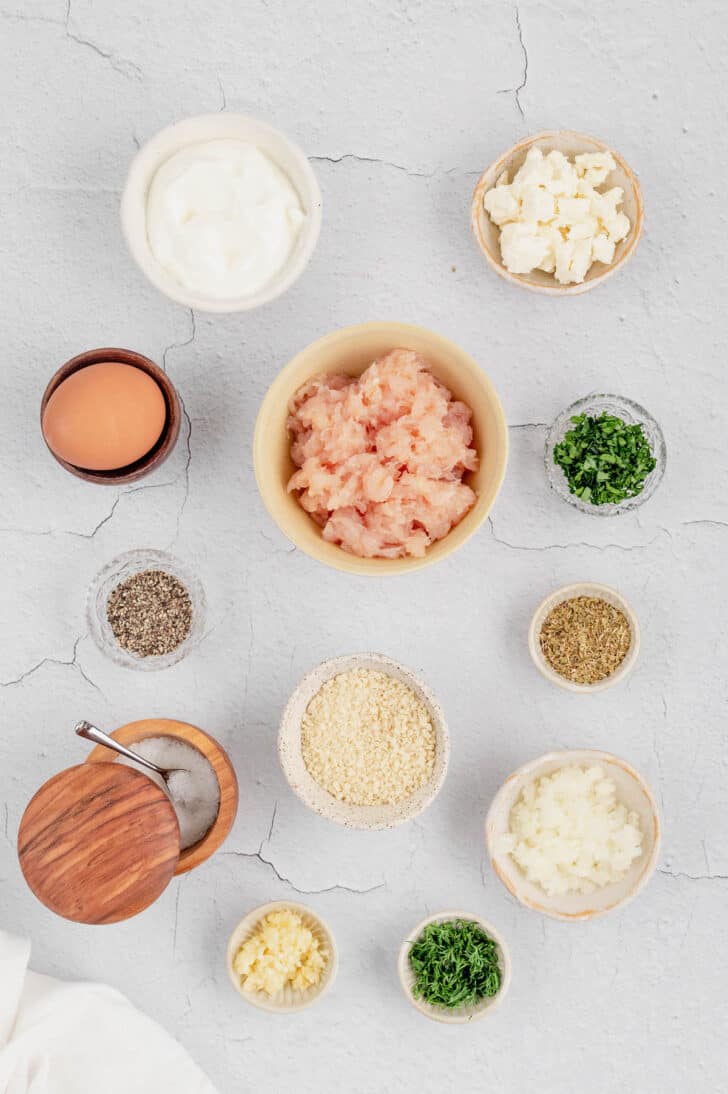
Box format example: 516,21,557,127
65,0,142,78
498,6,528,119
682,519,728,530
217,75,227,112
0,10,60,25
487,518,665,554
0,476,182,541
659,867,728,882
163,310,196,545
310,153,434,178
509,421,546,430
223,848,386,896
223,803,385,895
172,875,187,958
0,635,100,693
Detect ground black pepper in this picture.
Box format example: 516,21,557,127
106,569,192,657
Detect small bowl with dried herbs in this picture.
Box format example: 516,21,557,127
545,393,665,514
528,582,640,692
398,912,511,1024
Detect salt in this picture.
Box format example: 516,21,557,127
124,737,220,849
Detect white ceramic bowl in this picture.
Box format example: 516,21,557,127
528,582,640,693
279,653,450,830
226,901,337,1013
470,130,643,295
485,749,661,921
398,911,511,1024
121,113,322,312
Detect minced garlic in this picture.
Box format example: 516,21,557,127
301,668,436,806
233,909,325,996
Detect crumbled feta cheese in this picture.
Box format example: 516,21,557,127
483,147,631,284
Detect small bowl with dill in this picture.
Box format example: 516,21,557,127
398,912,511,1024
87,548,206,671
529,582,640,693
545,393,666,515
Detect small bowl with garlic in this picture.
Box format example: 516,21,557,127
470,131,643,294
485,749,661,921
227,901,338,1013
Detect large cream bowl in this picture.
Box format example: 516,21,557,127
253,321,508,575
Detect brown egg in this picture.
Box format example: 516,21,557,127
42,362,167,471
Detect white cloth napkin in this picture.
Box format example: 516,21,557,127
0,931,217,1094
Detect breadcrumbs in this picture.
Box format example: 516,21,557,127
301,668,436,806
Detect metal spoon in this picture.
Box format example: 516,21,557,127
75,721,186,785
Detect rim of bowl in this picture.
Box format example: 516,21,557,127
397,910,512,1024
470,129,644,295
544,392,667,515
528,582,641,693
40,347,181,485
253,320,509,576
84,718,238,875
278,652,450,830
226,900,338,1013
484,749,662,921
86,548,206,671
120,113,322,313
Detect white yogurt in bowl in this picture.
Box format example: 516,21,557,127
146,140,305,299
121,114,322,312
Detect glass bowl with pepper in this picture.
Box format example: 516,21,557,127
397,911,511,1023
87,548,206,671
545,393,666,515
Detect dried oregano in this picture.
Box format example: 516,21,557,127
539,596,631,685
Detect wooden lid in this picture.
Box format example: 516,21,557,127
18,763,180,924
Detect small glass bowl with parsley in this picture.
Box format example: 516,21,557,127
545,394,666,515
398,912,511,1023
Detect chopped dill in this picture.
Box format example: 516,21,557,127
408,918,501,1009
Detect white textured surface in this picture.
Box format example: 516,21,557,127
0,3,726,1092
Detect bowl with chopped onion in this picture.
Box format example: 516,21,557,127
226,901,338,1013
470,130,644,295
279,652,450,830
528,581,641,693
397,911,511,1023
485,750,661,921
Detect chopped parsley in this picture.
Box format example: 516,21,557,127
553,412,656,506
408,918,501,1009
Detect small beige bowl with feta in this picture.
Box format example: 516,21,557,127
227,901,338,1013
485,750,661,921
471,131,643,294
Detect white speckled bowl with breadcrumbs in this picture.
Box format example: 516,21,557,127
278,652,450,830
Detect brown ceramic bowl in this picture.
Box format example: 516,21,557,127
85,718,238,874
40,347,181,484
